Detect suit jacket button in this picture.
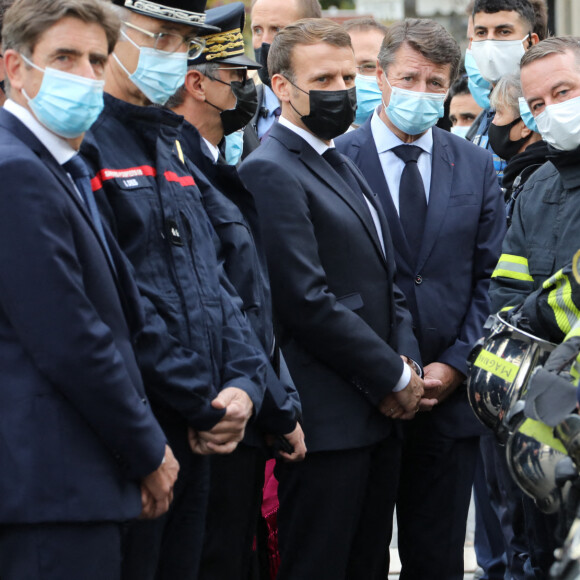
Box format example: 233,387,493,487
415,275,423,285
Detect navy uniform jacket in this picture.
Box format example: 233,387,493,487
336,119,506,437
0,108,166,524
178,121,300,437
80,95,268,454
239,122,421,452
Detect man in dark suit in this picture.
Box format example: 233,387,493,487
239,18,427,580
336,18,506,580
0,1,178,579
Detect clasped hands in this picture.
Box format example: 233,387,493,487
188,386,254,455
378,359,464,420
189,386,307,462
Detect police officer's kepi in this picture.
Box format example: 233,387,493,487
190,2,260,69
113,0,220,32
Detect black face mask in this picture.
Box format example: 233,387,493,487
488,117,530,161
206,77,259,136
0,80,4,94
255,43,271,88
288,80,357,141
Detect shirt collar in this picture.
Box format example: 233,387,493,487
263,84,281,114
279,115,333,156
370,107,433,156
4,98,77,165
202,137,220,163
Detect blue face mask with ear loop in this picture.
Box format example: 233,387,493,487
384,77,446,135
354,73,382,125
224,130,244,166
20,54,105,138
464,48,491,110
518,97,539,134
113,29,188,105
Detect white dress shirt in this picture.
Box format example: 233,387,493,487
202,137,220,163
278,115,410,392
370,108,433,214
4,98,76,165
4,99,86,201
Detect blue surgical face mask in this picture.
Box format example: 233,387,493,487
224,129,244,166
384,78,446,135
20,54,104,139
113,30,188,105
464,49,491,110
518,97,538,134
450,125,471,139
354,74,382,126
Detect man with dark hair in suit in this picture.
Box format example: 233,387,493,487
0,0,177,578
336,17,506,580
239,17,428,580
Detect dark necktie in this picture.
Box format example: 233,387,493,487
63,154,114,268
322,147,362,196
261,106,281,141
391,144,427,260
323,148,385,259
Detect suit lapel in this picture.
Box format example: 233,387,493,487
0,109,118,278
346,158,398,267
416,128,453,271
301,151,387,265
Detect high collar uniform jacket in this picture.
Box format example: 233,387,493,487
81,95,268,445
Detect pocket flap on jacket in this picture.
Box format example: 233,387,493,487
336,292,364,311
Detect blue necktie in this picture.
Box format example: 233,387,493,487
63,155,114,269
392,144,427,261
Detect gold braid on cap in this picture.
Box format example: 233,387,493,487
204,28,245,60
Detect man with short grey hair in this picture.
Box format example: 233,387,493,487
80,1,269,579
336,17,506,580
489,35,580,577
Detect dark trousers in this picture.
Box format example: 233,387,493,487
522,495,559,579
474,443,507,580
480,433,532,580
122,450,210,580
397,411,479,580
198,443,266,580
0,522,122,580
275,436,401,580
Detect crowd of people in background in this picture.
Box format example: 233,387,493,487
0,0,580,579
